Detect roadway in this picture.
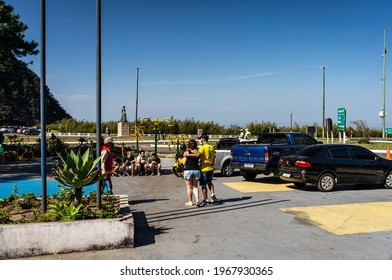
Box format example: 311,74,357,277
17,164,392,260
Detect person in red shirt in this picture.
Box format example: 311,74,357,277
101,137,114,194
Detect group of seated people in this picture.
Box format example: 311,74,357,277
112,149,162,176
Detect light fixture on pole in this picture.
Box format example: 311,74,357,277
142,117,172,154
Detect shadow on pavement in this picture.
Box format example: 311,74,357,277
132,211,171,247
129,198,170,205
144,198,290,223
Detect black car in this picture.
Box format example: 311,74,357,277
278,144,392,192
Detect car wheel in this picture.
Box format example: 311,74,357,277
221,161,234,177
293,182,306,188
384,171,392,189
317,173,336,192
243,172,257,181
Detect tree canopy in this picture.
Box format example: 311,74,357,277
0,0,71,126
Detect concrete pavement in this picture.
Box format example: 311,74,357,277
4,154,392,260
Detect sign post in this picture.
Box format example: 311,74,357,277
337,108,347,143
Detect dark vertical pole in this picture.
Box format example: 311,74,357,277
322,66,326,139
154,126,157,154
96,0,102,209
135,67,140,155
40,0,47,213
382,28,387,138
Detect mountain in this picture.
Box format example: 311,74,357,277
0,61,72,126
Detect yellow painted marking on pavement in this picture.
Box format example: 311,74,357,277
281,202,392,235
223,181,293,192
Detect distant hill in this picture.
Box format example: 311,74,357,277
0,61,72,126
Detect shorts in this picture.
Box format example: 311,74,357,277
183,170,200,180
200,170,214,186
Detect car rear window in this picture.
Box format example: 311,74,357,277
258,134,289,144
298,145,323,157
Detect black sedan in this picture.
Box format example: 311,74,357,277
278,144,392,192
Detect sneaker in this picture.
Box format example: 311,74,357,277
211,194,217,204
196,201,204,207
202,199,210,205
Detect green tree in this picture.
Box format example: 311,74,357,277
0,1,71,126
0,0,38,67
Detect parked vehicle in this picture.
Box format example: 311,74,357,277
278,144,392,192
0,126,16,133
23,128,40,135
231,132,321,181
214,137,254,177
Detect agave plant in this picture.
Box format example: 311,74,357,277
52,147,106,206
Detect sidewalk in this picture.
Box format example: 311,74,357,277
11,156,252,260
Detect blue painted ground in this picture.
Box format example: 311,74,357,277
0,178,97,198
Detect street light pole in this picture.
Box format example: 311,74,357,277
382,28,387,138
96,0,102,209
322,66,326,139
135,67,141,155
40,0,47,213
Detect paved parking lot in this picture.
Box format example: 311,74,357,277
17,162,392,260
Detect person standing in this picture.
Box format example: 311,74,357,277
244,128,251,140
183,139,203,207
198,134,217,204
101,137,114,195
239,129,245,139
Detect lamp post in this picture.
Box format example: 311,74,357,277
142,117,172,154
135,67,141,155
381,28,387,138
321,66,326,139
40,0,47,212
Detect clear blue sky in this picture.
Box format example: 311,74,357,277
7,0,392,129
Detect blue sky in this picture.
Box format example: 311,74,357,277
7,0,392,129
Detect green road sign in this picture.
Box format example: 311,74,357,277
385,128,392,135
337,108,346,130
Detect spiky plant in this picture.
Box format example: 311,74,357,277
52,148,106,206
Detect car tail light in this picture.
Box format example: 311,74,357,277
295,160,311,168
264,146,270,163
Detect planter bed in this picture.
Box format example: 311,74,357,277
0,195,134,259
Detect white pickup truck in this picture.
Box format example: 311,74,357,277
214,138,255,176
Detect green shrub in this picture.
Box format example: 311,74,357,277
358,137,370,144
0,210,11,224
